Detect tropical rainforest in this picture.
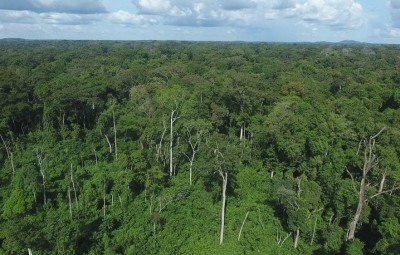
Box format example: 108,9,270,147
0,40,400,255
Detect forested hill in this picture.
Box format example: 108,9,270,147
0,41,400,255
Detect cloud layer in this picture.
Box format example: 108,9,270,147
0,0,107,14
128,0,366,30
390,0,400,28
0,0,397,42
0,0,367,29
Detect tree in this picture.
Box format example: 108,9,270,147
346,127,400,240
210,136,240,245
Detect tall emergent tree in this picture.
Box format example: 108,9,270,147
347,127,400,240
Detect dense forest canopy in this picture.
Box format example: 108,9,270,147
0,40,400,254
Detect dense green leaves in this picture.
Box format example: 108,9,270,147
0,41,399,254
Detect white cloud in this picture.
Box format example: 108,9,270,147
108,10,158,25
0,0,107,14
390,0,400,9
293,0,365,30
129,0,366,30
219,0,257,11
0,10,38,23
39,12,101,25
169,6,192,17
0,0,380,42
0,9,103,25
389,27,400,37
133,0,171,14
272,0,295,10
389,0,400,28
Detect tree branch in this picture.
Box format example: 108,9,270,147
371,127,387,140
346,167,358,193
367,186,400,201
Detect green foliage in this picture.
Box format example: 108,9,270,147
345,239,364,255
0,41,399,254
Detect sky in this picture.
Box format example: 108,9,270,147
0,0,399,43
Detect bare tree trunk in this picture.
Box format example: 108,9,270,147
28,248,33,255
189,155,194,185
93,147,98,165
184,128,200,186
170,113,174,176
277,232,291,247
379,172,386,193
0,134,15,176
243,124,246,147
68,185,72,218
40,168,47,204
37,149,46,205
294,229,300,249
118,193,122,208
347,128,386,241
156,120,167,162
237,211,249,241
170,111,174,176
169,107,179,176
219,171,228,245
113,110,118,160
104,134,112,153
70,163,78,210
296,177,302,197
348,177,366,240
311,215,318,245
103,180,106,217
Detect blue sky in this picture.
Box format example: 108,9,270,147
0,0,399,43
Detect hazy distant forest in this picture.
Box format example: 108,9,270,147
1,40,400,255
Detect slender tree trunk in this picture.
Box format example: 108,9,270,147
294,229,300,249
103,180,106,217
296,177,302,197
169,108,180,176
243,124,246,147
379,172,386,193
278,232,291,247
348,177,366,240
93,148,98,165
156,120,167,162
104,134,112,153
68,185,72,218
189,154,194,185
237,211,249,241
37,150,46,205
311,215,318,245
0,134,15,176
118,193,122,208
185,128,200,185
347,128,385,240
113,110,118,160
70,163,78,209
220,171,228,245
169,111,174,176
